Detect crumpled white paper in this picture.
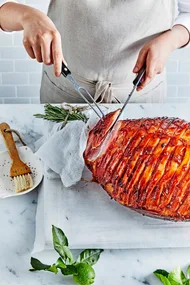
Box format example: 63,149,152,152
35,107,108,188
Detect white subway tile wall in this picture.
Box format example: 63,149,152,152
0,0,48,104
0,0,190,104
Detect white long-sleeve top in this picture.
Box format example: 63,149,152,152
0,0,190,45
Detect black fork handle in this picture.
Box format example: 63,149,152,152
61,62,71,77
133,66,146,87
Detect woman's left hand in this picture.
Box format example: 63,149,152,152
133,25,190,91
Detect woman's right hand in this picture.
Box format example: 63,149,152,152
21,7,64,77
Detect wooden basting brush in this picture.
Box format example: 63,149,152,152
0,123,33,193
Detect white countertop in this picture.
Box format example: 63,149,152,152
1,104,190,285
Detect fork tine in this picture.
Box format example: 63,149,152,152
77,88,103,120
66,73,104,119
79,87,105,118
114,96,121,104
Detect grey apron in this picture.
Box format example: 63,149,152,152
41,0,176,104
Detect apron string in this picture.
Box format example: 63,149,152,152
72,71,142,103
94,81,113,103
73,72,116,103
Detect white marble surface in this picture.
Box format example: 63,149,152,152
1,104,190,285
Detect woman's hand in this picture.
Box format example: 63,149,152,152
22,8,64,77
133,25,190,91
0,3,64,77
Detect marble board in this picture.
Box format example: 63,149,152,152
34,104,190,251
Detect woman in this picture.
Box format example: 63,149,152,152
0,1,190,103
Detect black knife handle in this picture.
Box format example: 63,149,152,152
133,66,146,87
61,62,71,77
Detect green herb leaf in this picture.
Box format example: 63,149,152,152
77,249,103,266
73,263,95,285
154,270,170,278
47,264,59,274
30,257,58,274
52,225,73,264
187,267,190,280
168,267,187,285
52,225,69,246
55,257,67,269
30,257,51,271
34,103,88,125
61,265,77,276
154,270,171,285
184,279,190,285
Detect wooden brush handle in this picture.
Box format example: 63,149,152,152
0,122,21,163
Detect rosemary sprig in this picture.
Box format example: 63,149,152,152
34,104,88,126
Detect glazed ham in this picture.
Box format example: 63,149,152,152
84,110,190,221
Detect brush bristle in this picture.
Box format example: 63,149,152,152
14,174,33,193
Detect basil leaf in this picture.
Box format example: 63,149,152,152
52,225,68,246
187,266,190,280
73,263,95,285
55,258,67,269
47,264,59,274
30,257,51,271
77,249,103,266
61,265,77,276
168,267,187,285
52,225,73,263
154,271,171,285
154,273,172,285
30,258,58,274
154,270,169,278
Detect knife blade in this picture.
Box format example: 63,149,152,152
109,66,146,131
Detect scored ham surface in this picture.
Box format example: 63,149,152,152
83,109,190,221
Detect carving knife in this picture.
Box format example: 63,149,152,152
110,66,146,131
